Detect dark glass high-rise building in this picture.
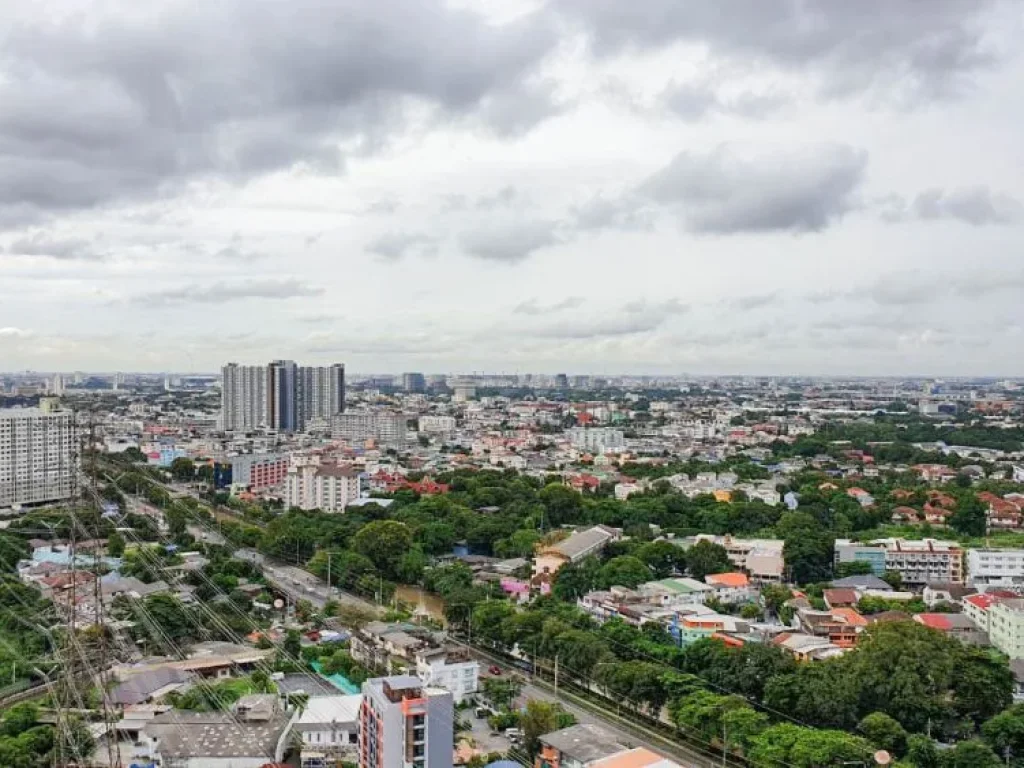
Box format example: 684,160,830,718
267,360,298,432
401,372,426,393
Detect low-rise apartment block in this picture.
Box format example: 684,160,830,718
835,538,964,585
989,599,1024,659
678,535,785,582
284,464,361,512
967,549,1024,588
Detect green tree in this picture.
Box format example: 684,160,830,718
597,556,652,589
906,734,939,768
684,540,733,580
106,530,125,558
169,457,196,482
940,740,1002,768
859,712,908,756
637,540,687,578
787,728,873,768
982,704,1024,757
722,706,770,753
552,556,601,601
949,494,987,537
521,700,574,756
283,629,302,661
396,548,428,583
352,521,414,579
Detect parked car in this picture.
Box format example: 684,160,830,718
488,665,502,676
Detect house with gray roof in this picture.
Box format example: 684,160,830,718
137,700,293,768
538,723,627,767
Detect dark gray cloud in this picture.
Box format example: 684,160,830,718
5,233,105,261
367,233,439,261
136,278,323,305
639,143,867,234
0,0,558,216
460,220,561,262
881,187,1022,225
513,297,584,315
557,0,1001,100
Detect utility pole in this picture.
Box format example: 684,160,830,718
326,551,331,592
722,722,728,768
554,654,559,698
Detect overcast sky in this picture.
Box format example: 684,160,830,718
2,0,1023,376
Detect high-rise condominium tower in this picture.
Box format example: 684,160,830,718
221,361,345,432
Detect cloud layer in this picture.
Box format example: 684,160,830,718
0,0,1021,374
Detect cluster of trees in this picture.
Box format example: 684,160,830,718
0,704,93,768
464,595,1017,761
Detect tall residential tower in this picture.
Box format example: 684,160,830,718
221,361,345,432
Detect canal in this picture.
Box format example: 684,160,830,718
393,585,448,623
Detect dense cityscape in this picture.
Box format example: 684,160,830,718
3,369,1024,768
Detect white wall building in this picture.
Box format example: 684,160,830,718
568,427,626,454
333,413,408,446
0,404,76,508
293,694,362,767
418,415,457,435
967,549,1024,588
284,464,361,512
414,649,479,704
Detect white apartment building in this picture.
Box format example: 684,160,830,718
221,363,268,431
0,404,76,508
568,427,626,454
681,535,785,582
414,648,479,704
989,599,1024,660
418,415,456,434
967,549,1024,588
333,413,408,446
284,464,361,512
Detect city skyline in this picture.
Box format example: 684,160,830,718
1,2,1023,375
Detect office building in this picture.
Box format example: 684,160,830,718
333,413,408,446
554,373,569,389
359,676,453,768
402,373,426,394
221,361,345,433
568,427,626,454
284,464,361,512
0,403,76,508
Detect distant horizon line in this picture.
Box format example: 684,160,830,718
2,370,1023,382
